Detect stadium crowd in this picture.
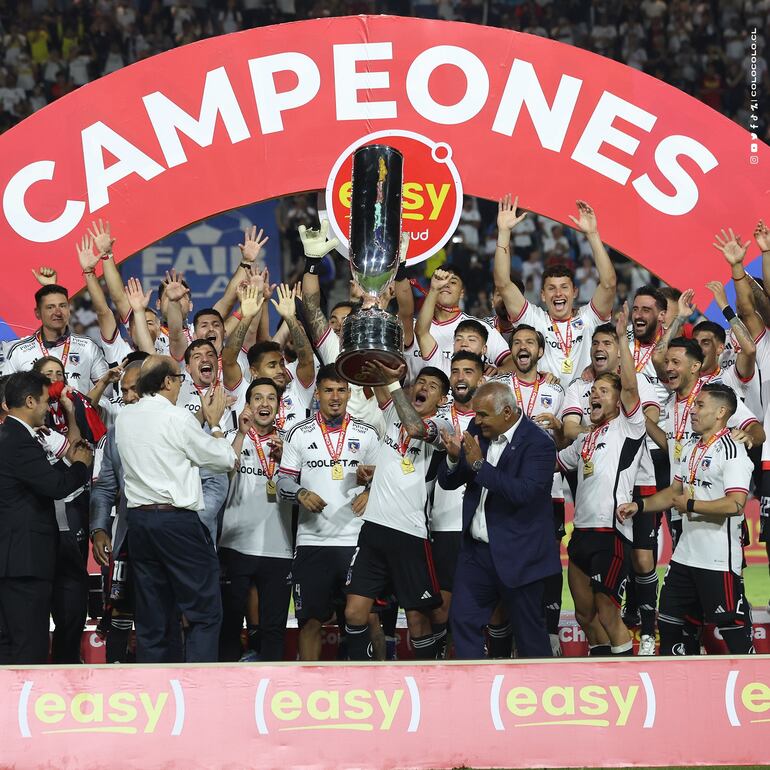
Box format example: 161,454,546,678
1,198,769,664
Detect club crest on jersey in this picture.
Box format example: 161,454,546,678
541,394,553,409
701,456,712,469
572,318,584,330
283,396,293,407
69,353,80,365
348,439,360,453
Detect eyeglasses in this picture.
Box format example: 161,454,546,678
168,374,186,382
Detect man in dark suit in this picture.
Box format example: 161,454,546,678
0,371,93,664
438,380,560,658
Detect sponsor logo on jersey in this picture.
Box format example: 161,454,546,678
253,676,420,734
17,680,184,737
489,672,656,730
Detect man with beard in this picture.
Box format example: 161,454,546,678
493,196,617,389
344,364,452,661
430,351,485,656
414,268,511,378
482,287,515,346
561,322,661,653
276,365,379,660
219,378,292,662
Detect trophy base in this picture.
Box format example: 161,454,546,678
336,307,405,386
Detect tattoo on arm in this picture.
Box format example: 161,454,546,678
302,286,329,343
286,316,313,366
391,387,426,439
658,316,685,352
223,316,251,364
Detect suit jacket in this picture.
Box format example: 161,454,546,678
437,415,560,589
91,426,229,551
0,417,90,579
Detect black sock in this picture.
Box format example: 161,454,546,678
411,633,437,660
486,623,513,659
720,625,755,655
588,643,611,656
246,624,261,653
344,624,371,660
659,617,686,655
624,567,639,614
543,572,563,635
636,569,659,637
611,640,633,656
106,617,132,663
432,623,448,659
683,622,702,655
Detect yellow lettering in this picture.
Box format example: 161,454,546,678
426,183,450,220
375,689,403,730
506,687,537,718
139,692,168,733
34,694,66,725
402,183,425,221
71,693,104,723
742,683,770,713
542,686,574,717
579,686,609,716
271,691,302,721
338,181,352,209
609,685,638,726
307,690,339,721
344,689,374,720
108,692,138,723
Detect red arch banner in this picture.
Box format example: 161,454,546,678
1,15,767,335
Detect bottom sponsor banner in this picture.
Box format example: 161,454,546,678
2,657,770,768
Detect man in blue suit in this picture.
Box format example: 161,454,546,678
438,380,560,658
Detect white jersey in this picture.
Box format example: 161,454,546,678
100,329,134,365
3,329,108,395
364,402,451,539
510,301,608,389
431,404,475,532
36,426,87,506
721,330,763,419
279,414,379,546
561,372,659,486
752,331,770,465
220,430,293,559
673,431,753,574
405,310,512,382
175,374,248,435
315,326,385,436
557,400,646,541
482,314,514,346
277,370,315,432
492,372,565,498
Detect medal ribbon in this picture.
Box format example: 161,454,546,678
686,427,729,487
276,398,286,430
674,380,704,442
397,426,412,458
512,374,541,417
36,330,71,369
633,327,662,373
581,422,607,463
551,317,573,361
249,429,276,480
318,413,350,464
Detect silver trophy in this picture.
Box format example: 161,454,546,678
336,144,406,386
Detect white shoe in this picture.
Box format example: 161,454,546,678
638,634,656,656
549,633,562,657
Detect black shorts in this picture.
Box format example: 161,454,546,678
632,485,659,550
292,545,355,623
346,521,441,611
659,561,750,627
553,499,566,540
431,531,461,592
104,543,134,615
568,528,630,607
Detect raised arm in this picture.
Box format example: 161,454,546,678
568,200,616,319
88,219,132,322
652,289,694,382
223,279,263,389
124,277,156,355
163,270,192,362
271,283,314,387
415,269,445,360
706,280,756,378
299,219,340,344
616,303,640,413
494,193,528,319
75,234,118,342
394,233,414,348
214,226,269,318
364,361,425,437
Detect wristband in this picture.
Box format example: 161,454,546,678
100,252,112,260
686,498,695,513
496,244,509,254
239,262,252,271
722,305,737,322
636,497,645,514
387,381,401,393
82,269,95,276
734,273,747,281
303,258,322,275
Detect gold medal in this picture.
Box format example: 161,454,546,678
583,459,594,478
688,485,695,498
561,357,573,374
331,462,344,480
401,457,415,474
674,442,683,460
266,479,277,502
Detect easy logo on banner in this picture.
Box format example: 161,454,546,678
0,15,767,335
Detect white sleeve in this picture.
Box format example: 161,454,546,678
637,374,660,412
361,430,381,464
277,428,302,476
728,398,759,431
178,411,237,472
557,438,581,472
620,398,646,438
89,342,110,385
485,326,512,366
314,326,340,366
100,332,134,365
724,446,753,495
509,300,548,333
561,380,585,419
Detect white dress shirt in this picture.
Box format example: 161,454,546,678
115,394,237,511
448,414,523,543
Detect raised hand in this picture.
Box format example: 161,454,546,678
200,382,227,427
238,405,254,435
440,427,462,461
615,301,629,339
87,219,115,257
361,360,406,385
755,220,770,253
462,431,483,465
430,268,451,293
32,265,58,285
270,283,297,319
59,385,75,414
713,228,750,265
298,218,340,259
260,267,275,300
238,225,269,264
100,366,123,386
237,280,263,319
568,200,598,235
162,269,189,303
706,280,729,310
497,193,527,232
268,436,283,462
349,279,365,301
677,288,695,320
76,233,99,273
125,277,152,312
